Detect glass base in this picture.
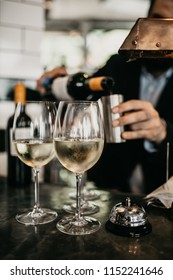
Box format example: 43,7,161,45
56,216,101,235
15,208,58,226
63,201,99,215
69,190,100,201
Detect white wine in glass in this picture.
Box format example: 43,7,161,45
54,100,104,235
13,101,58,225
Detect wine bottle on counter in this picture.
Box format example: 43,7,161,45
6,83,32,187
41,72,115,101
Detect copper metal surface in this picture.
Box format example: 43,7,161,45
119,18,173,60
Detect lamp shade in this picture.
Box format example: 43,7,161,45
119,18,173,60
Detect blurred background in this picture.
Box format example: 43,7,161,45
0,0,150,99
0,0,150,176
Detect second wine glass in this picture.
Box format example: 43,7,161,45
54,100,104,235
12,101,57,225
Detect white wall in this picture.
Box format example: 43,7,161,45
0,0,45,177
0,0,45,80
49,0,150,20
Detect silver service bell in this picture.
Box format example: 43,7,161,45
105,197,152,237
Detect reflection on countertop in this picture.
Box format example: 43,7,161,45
0,177,173,260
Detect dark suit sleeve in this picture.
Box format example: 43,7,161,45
89,54,173,192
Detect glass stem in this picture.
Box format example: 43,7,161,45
81,172,87,202
33,168,40,213
75,173,83,220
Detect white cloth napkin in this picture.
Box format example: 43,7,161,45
145,176,173,208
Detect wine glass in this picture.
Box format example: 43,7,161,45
63,171,100,215
53,100,104,235
12,101,58,225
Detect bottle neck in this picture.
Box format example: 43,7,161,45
87,76,114,92
14,83,26,105
87,77,104,91
14,103,25,114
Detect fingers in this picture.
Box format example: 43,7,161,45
122,119,166,143
112,110,156,127
122,129,155,140
36,67,68,94
112,100,167,143
112,104,158,128
112,99,153,114
50,66,67,78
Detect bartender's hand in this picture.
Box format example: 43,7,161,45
112,100,167,144
36,66,67,94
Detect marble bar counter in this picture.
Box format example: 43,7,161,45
0,177,173,260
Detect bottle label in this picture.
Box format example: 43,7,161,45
52,76,72,101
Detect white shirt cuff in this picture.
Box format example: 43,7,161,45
144,140,157,152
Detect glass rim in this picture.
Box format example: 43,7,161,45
16,101,57,104
58,100,99,105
